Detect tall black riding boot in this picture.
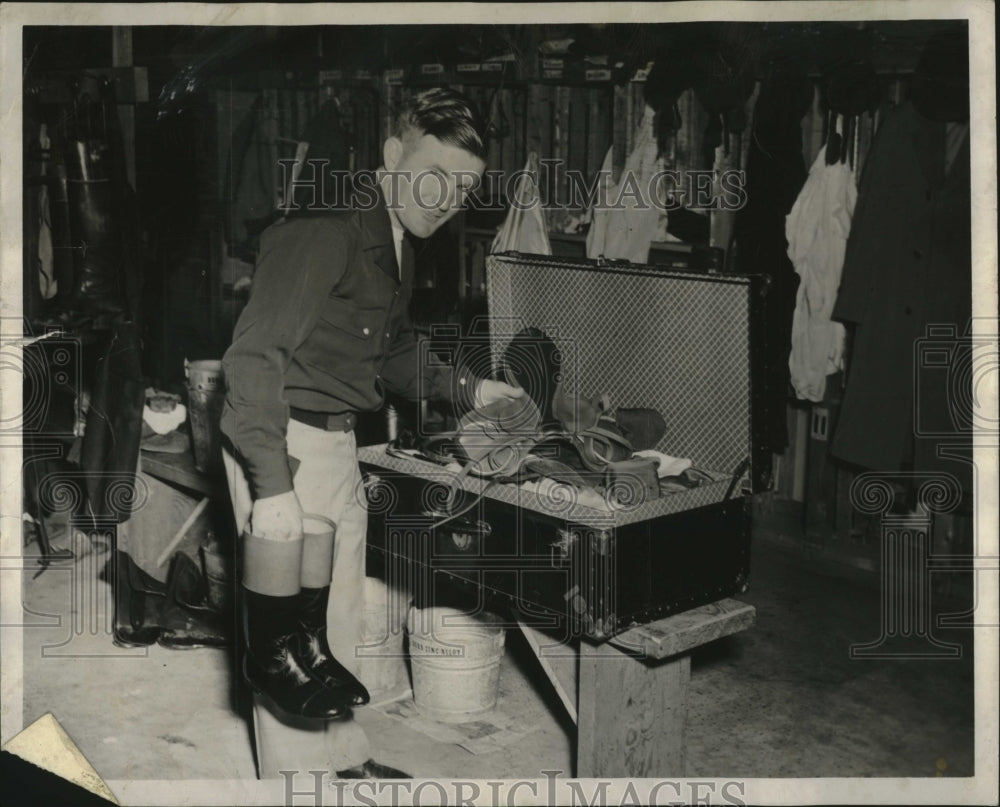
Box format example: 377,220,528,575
296,586,370,706
240,531,353,720
294,525,370,706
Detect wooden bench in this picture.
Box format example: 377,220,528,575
520,598,756,777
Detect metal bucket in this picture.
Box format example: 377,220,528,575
185,359,225,472
406,606,505,723
356,576,412,700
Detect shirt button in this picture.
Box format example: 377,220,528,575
362,327,370,336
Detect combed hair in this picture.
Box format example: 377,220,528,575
394,88,487,159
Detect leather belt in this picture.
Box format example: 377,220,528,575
289,407,357,432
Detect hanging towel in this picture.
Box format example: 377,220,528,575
492,151,551,255
785,142,857,402
586,105,664,264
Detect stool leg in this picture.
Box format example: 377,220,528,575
576,642,690,777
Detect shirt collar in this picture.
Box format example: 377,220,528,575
356,180,397,252
353,179,409,283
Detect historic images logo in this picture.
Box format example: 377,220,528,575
276,162,748,215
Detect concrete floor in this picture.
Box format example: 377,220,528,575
16,505,975,785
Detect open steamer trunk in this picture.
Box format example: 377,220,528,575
361,252,770,641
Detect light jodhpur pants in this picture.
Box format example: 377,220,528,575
223,418,370,771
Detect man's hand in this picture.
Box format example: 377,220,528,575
250,490,303,541
474,379,526,408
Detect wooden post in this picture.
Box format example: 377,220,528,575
612,83,628,180
577,641,689,777
575,598,756,778
111,27,138,191
586,88,601,184
555,86,570,206
517,621,578,723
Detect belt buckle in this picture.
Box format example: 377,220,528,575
330,412,355,432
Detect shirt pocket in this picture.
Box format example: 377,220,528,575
319,296,383,342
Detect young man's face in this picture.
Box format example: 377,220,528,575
382,133,486,238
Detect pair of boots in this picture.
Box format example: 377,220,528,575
111,549,230,649
240,518,369,721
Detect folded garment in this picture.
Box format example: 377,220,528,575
633,450,692,478
526,476,621,512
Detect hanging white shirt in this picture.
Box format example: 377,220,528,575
786,143,857,402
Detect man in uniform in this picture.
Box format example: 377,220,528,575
220,88,523,778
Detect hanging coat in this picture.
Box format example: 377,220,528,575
831,101,971,492
785,143,857,402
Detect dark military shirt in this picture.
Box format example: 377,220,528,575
221,186,470,499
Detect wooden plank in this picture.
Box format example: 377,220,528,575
631,80,645,149
586,88,601,182
555,86,570,206
366,89,379,172
486,86,501,180
521,88,530,169
501,87,515,186
612,83,628,179
112,27,137,190
517,620,578,723
155,495,211,567
577,641,689,777
532,83,553,203
568,86,587,206
792,406,808,501
526,83,544,155
266,88,281,210
609,598,756,660
140,447,225,498
120,471,212,580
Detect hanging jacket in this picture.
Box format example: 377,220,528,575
831,101,971,490
785,143,857,402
